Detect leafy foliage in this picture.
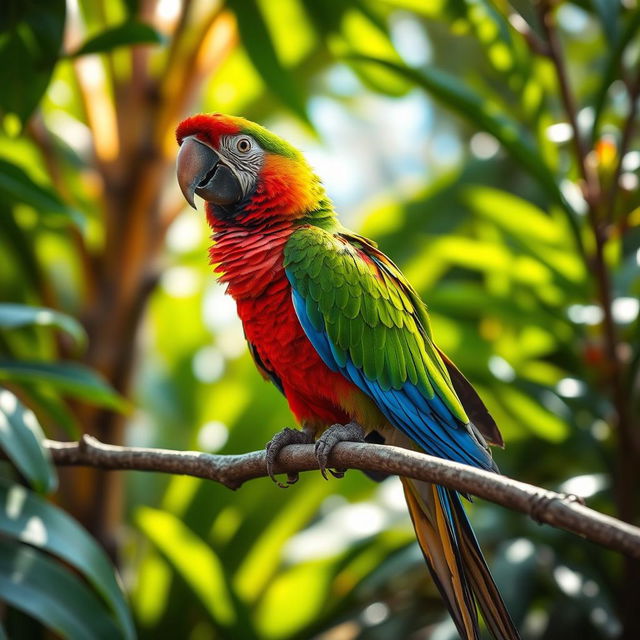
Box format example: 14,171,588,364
69,20,164,57
0,0,639,639
0,391,132,638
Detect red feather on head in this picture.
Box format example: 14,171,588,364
176,113,241,149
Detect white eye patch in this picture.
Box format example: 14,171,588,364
218,135,264,197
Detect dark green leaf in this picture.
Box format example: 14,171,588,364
0,0,66,123
0,483,135,639
0,361,128,411
0,202,42,293
508,0,545,40
70,21,165,57
0,1,31,34
122,0,140,17
592,0,619,44
228,0,312,127
0,159,83,227
0,388,56,493
0,538,122,640
0,303,87,351
18,384,80,438
591,9,640,142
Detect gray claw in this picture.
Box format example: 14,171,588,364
314,422,365,480
265,427,313,488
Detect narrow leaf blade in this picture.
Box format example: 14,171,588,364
0,0,65,123
0,483,135,639
0,361,128,412
70,21,165,57
228,0,311,126
0,538,122,640
136,506,253,635
0,303,87,351
0,389,56,493
0,159,83,227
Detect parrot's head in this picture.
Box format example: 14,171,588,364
176,113,330,226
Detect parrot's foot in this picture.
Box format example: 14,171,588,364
265,427,313,488
315,422,365,480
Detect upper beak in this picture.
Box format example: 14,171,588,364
176,136,242,209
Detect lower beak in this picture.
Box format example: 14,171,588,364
177,136,242,209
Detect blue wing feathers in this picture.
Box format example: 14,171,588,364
291,287,495,472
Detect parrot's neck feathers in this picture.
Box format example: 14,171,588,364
208,177,340,231
297,194,339,230
209,220,293,300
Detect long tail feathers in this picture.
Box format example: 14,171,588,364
401,478,520,640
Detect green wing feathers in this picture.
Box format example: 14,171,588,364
284,225,468,423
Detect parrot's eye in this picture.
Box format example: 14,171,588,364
236,137,251,153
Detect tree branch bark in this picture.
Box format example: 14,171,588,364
44,435,640,560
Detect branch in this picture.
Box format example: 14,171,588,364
45,436,640,560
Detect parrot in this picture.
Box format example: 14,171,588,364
176,113,520,640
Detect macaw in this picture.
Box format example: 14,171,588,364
176,113,519,640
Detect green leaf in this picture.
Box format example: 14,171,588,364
463,0,530,81
0,483,135,639
0,0,66,123
0,538,122,640
0,388,56,493
463,186,566,245
0,361,128,412
70,21,165,57
136,507,255,636
0,303,87,351
0,159,83,227
256,558,335,638
499,386,569,442
339,9,411,97
234,480,331,601
461,185,586,289
347,55,585,255
228,0,312,127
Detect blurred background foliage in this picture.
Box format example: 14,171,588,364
0,0,639,638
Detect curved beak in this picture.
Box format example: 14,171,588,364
176,136,242,209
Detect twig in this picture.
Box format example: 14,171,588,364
508,12,550,57
43,435,640,560
609,68,640,229
537,0,599,207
